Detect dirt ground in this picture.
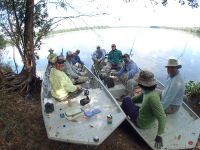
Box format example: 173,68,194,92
0,90,199,150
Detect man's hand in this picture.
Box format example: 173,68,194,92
76,85,81,91
124,74,128,82
110,72,115,76
154,135,163,149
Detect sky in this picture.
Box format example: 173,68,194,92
47,0,200,29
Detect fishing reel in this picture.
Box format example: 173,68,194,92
80,89,90,106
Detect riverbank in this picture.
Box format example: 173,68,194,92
0,90,150,150
0,88,200,149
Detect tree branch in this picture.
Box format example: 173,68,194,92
11,0,25,51
51,13,109,26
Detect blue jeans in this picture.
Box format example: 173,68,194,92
121,96,139,121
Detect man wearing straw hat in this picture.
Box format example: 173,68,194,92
161,59,185,114
47,48,57,65
121,70,166,149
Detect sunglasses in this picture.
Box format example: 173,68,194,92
57,61,65,64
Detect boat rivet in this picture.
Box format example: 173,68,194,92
93,136,99,142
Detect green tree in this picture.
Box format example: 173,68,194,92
0,34,7,50
0,0,107,94
123,0,199,8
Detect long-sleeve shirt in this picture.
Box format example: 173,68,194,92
108,49,122,65
92,49,106,61
115,60,139,79
49,68,77,100
133,91,166,135
64,60,81,79
72,55,84,65
161,72,185,110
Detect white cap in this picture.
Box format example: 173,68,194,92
66,51,73,56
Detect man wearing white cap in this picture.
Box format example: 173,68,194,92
64,51,88,84
161,59,185,114
92,45,106,71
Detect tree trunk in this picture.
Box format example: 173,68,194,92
24,0,36,76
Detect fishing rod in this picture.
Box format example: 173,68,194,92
177,40,188,61
129,29,138,57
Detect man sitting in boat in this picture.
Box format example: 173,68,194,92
121,70,166,149
92,45,106,71
113,53,140,96
47,48,57,65
161,59,185,114
64,51,88,84
72,49,84,69
49,55,81,103
104,44,123,72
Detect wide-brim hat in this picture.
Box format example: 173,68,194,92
49,48,54,52
134,70,157,87
165,59,182,69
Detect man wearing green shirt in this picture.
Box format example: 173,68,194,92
49,55,81,104
105,44,122,72
121,70,166,149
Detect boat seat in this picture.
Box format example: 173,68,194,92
108,84,127,98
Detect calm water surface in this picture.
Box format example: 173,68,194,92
5,28,200,84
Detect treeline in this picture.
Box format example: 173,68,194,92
161,26,200,35
49,26,110,35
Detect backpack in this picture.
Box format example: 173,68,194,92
45,102,54,113
104,76,115,88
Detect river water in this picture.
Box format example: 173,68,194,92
5,27,200,84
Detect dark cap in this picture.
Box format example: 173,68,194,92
111,44,116,47
122,53,130,58
56,55,66,63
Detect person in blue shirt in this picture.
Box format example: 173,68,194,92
92,45,106,71
161,59,185,114
114,54,140,96
72,49,84,67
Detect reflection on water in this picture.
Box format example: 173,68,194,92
5,28,200,84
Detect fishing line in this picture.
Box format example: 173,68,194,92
177,40,189,61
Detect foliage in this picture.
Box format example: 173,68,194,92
0,0,107,73
185,81,200,98
0,0,52,61
123,0,199,8
0,62,12,74
0,34,7,49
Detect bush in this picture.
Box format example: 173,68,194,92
0,34,7,49
0,63,12,74
185,81,200,104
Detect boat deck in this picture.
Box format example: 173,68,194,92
93,65,200,149
41,66,126,145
